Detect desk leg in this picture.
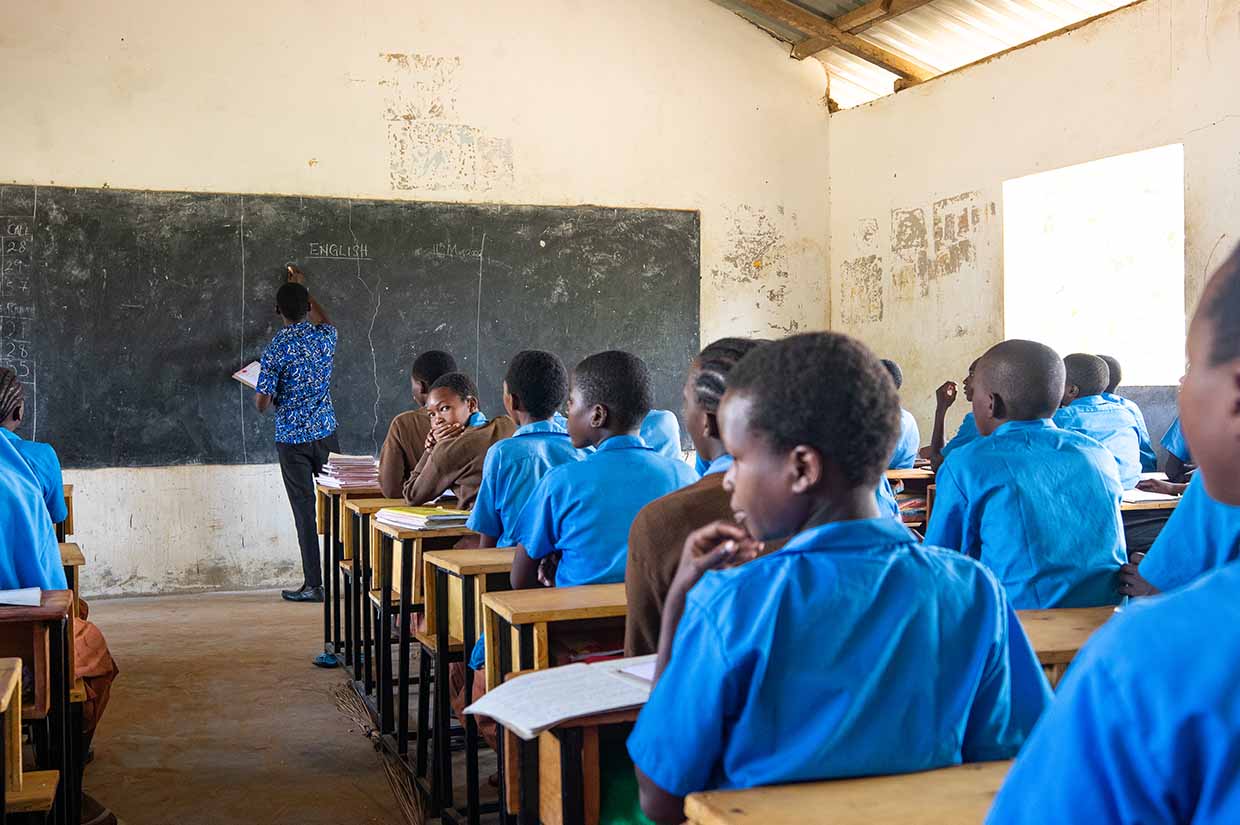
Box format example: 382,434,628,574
361,514,375,696
397,539,413,757
343,540,354,674
49,618,71,825
497,617,514,825
517,736,539,825
557,727,586,825
434,568,455,812
0,704,6,824
332,497,344,654
321,497,335,652
378,534,394,735
461,575,480,825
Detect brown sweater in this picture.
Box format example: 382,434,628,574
403,416,516,509
624,472,732,657
379,408,434,499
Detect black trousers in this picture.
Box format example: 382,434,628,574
277,433,339,588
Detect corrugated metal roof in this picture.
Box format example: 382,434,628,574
712,0,1134,109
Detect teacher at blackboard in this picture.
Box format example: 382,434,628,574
255,265,339,604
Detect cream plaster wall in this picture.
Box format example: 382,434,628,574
828,0,1240,437
0,0,830,594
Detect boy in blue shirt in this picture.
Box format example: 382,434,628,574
926,359,979,470
629,333,1050,824
0,368,68,524
987,244,1240,825
1098,354,1156,471
925,340,1126,608
880,359,920,469
1161,413,1195,481
640,409,683,460
511,351,697,590
1053,353,1143,488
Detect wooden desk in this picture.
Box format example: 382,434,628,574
886,468,935,482
684,760,1012,825
1121,498,1180,512
526,706,640,825
1017,606,1114,688
370,518,475,747
58,544,84,621
339,497,404,688
0,657,59,819
422,549,514,823
0,593,76,823
313,483,382,664
56,484,74,542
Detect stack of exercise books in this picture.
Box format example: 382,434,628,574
375,505,470,530
315,453,380,490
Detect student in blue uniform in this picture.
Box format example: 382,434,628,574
512,351,698,590
1053,353,1142,489
629,333,1051,824
925,340,1126,608
880,359,920,469
640,409,683,460
0,434,67,591
986,244,1240,825
1098,354,1156,471
0,368,67,524
1161,413,1195,482
926,359,979,470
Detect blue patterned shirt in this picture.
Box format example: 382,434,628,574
257,321,338,444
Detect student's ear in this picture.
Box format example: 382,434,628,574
704,412,720,441
466,395,480,414
787,445,824,494
588,403,609,430
506,391,524,415
989,392,1007,421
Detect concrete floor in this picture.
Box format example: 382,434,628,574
85,591,405,825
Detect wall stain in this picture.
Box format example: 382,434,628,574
711,205,789,286
840,254,883,324
933,192,993,280
891,207,930,299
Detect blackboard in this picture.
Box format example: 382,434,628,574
0,185,700,468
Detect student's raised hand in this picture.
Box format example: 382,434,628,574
1117,562,1158,598
287,264,306,284
671,521,762,594
427,421,465,448
935,381,958,410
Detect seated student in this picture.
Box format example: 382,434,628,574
628,333,1050,824
639,409,683,460
880,359,920,470
1098,354,1156,471
1053,353,1142,489
0,437,118,825
511,351,698,592
985,245,1240,825
1161,412,1196,482
925,359,979,470
625,338,764,657
0,369,68,523
401,372,515,509
378,350,457,499
925,340,1126,608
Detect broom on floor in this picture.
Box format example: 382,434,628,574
333,682,426,825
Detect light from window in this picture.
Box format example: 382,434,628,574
1003,144,1185,385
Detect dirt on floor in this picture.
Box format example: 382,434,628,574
85,590,405,825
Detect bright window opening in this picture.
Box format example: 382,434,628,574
1003,144,1185,385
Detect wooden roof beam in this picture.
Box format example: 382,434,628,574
736,0,935,82
790,0,938,61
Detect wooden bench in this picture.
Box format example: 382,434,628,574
1016,606,1114,688
313,484,383,666
421,549,515,822
0,657,59,820
684,760,1012,825
337,498,405,689
1120,498,1179,512
55,485,74,543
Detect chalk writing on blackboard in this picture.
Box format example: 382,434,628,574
0,210,36,438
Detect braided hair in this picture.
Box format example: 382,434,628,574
694,338,768,414
0,368,23,425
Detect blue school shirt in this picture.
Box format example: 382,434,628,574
515,434,698,587
986,561,1240,825
639,410,682,459
628,517,1051,796
1137,474,1240,593
1052,395,1142,489
0,429,67,524
256,320,338,444
940,412,979,458
467,418,583,546
888,409,920,469
925,419,1126,609
875,474,900,521
1161,415,1192,463
1103,392,1156,472
0,438,68,591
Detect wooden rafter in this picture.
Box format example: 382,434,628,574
736,0,935,82
790,0,938,60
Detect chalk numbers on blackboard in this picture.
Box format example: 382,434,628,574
0,213,36,437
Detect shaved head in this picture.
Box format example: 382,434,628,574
1064,353,1110,398
1098,355,1121,394
976,340,1065,422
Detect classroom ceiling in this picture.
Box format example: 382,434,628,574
712,0,1135,109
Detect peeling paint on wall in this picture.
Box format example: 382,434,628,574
711,205,789,286
891,207,930,299
932,192,994,280
382,53,514,192
840,254,883,324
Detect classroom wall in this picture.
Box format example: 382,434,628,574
1,0,831,595
828,0,1240,435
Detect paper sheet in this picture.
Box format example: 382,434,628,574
0,588,41,607
617,657,656,685
232,361,262,389
1122,488,1178,503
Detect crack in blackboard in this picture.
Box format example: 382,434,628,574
347,204,382,454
